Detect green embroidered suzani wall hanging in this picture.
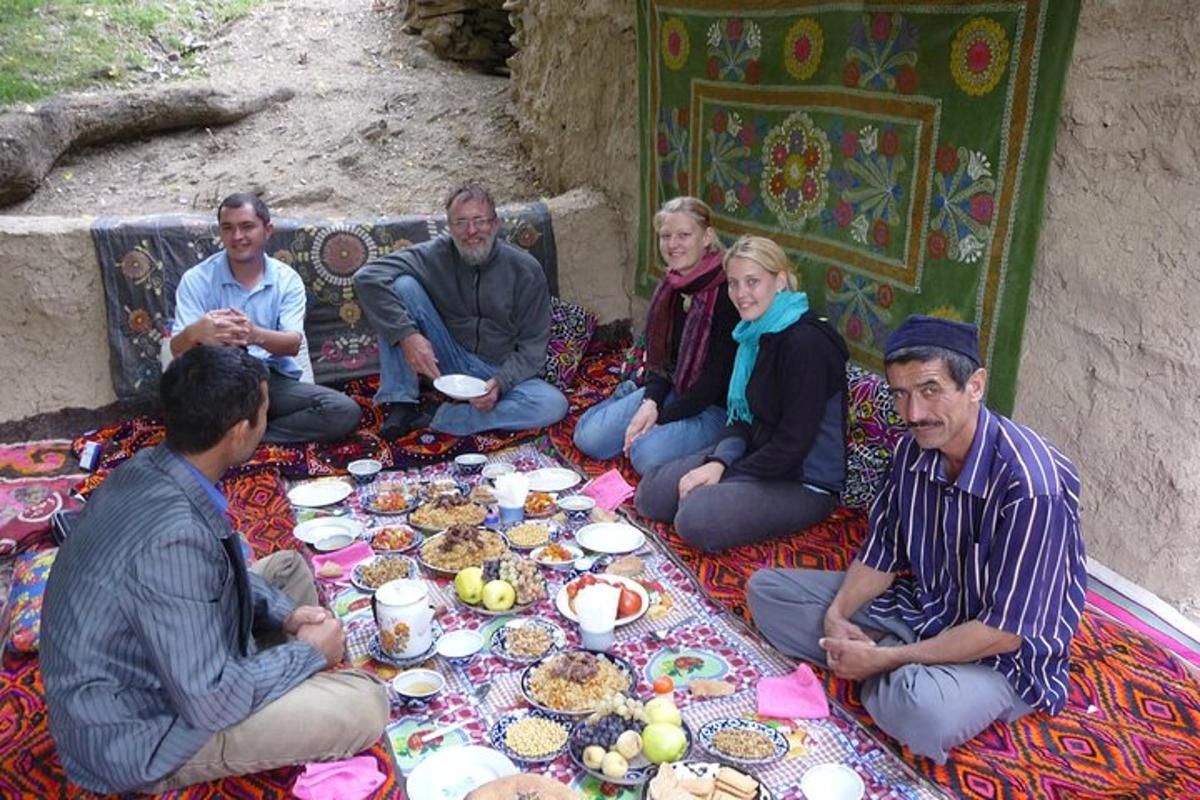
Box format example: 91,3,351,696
637,0,1080,413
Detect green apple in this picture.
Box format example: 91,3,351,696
642,722,687,764
454,567,484,604
644,695,682,726
481,579,516,611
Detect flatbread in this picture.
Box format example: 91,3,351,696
464,773,579,800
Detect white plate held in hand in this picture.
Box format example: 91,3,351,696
434,374,489,400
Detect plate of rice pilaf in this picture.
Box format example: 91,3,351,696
418,525,508,574
695,718,788,767
521,650,635,716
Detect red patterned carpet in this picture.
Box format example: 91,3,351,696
5,350,1199,798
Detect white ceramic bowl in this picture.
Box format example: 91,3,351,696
556,494,596,522
313,532,355,552
347,458,383,484
799,763,865,800
453,453,487,475
392,668,446,701
436,629,485,662
481,462,517,481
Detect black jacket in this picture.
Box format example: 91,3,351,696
709,311,848,492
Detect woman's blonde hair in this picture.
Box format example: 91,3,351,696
653,197,722,252
722,235,799,291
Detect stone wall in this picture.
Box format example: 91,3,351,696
0,217,116,420
510,0,1200,620
1013,0,1200,620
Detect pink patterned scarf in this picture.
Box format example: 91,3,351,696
644,250,726,395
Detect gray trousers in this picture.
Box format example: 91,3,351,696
634,447,836,552
746,568,1033,763
265,371,362,444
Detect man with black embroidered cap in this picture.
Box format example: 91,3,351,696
747,314,1086,763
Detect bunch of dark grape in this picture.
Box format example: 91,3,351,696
571,713,630,752
482,558,502,582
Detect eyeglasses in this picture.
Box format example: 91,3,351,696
448,216,496,231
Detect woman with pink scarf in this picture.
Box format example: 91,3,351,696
573,197,738,475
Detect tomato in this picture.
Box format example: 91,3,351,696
566,582,581,601
617,586,642,618
653,676,674,694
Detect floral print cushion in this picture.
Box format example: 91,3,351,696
542,297,597,391
4,547,57,653
843,364,906,510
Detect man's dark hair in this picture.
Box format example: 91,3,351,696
160,346,268,454
443,182,496,216
217,192,271,225
884,346,979,390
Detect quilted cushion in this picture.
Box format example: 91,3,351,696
842,363,905,510
542,296,597,391
4,547,57,653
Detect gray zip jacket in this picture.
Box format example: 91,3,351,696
353,235,551,393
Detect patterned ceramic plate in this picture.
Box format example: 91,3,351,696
350,554,419,593
489,618,567,663
637,761,775,799
695,718,789,766
499,519,560,550
453,593,537,617
569,718,694,786
520,651,637,717
364,523,423,553
416,529,510,575
367,620,443,669
488,709,572,765
362,487,419,515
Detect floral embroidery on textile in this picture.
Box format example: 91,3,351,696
662,17,690,71
6,547,58,653
703,109,764,215
929,144,996,264
705,18,762,83
761,111,831,228
318,332,379,371
657,107,691,194
843,364,904,510
824,122,906,252
950,17,1010,96
541,297,597,391
825,268,894,350
783,18,823,81
843,12,919,94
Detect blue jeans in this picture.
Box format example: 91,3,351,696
375,276,568,436
573,380,726,475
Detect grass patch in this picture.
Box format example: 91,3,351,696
0,0,264,107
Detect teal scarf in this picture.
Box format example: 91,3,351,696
726,291,809,424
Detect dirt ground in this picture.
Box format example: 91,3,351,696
1,0,542,219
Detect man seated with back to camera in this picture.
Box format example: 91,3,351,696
40,345,388,794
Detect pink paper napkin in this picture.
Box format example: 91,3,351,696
292,755,385,800
311,541,373,580
581,469,635,511
756,664,830,719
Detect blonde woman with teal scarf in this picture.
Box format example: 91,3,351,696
634,236,849,552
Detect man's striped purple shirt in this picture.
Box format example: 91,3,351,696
858,404,1086,713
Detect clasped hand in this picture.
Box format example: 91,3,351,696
284,605,345,667
819,615,889,681
196,308,255,348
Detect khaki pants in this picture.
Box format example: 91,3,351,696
149,551,390,792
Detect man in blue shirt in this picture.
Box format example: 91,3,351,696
41,345,388,794
171,192,361,443
748,315,1086,763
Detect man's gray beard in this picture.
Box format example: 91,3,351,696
453,233,497,266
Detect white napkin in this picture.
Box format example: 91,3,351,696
575,583,620,633
493,472,530,509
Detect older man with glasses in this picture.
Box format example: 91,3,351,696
354,183,568,437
